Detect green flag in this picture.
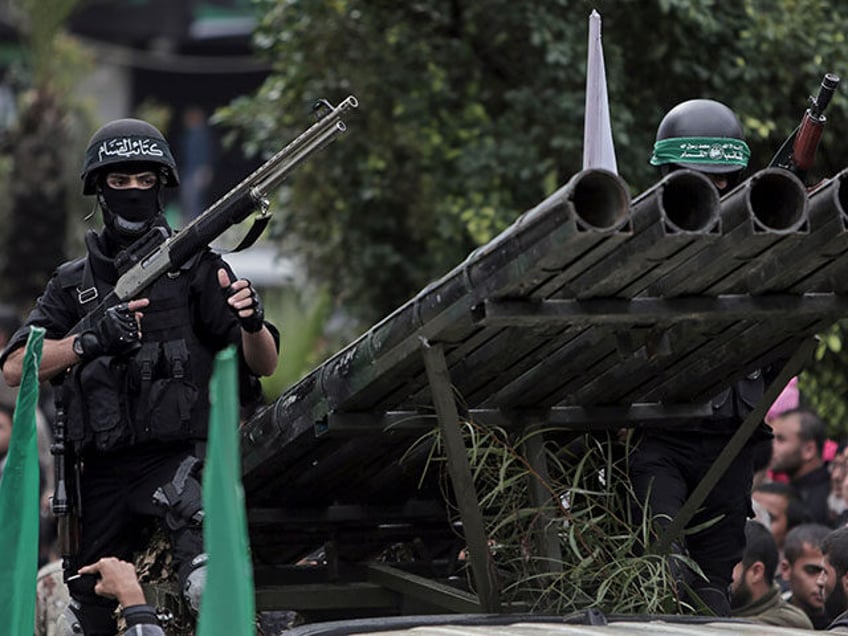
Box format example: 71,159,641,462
198,345,255,635
0,326,44,635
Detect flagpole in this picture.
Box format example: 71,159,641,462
583,9,618,173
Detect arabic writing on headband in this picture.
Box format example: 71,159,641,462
679,141,746,162
98,137,165,162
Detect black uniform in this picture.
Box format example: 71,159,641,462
629,375,771,616
639,98,765,616
0,227,274,634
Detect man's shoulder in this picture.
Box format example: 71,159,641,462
829,612,848,632
793,464,832,489
734,586,814,630
766,596,815,630
54,256,88,288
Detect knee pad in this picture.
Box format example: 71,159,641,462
182,552,208,613
55,604,84,636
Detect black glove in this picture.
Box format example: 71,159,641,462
74,302,142,361
225,279,265,333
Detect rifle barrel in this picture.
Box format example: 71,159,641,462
68,95,359,336
812,73,840,119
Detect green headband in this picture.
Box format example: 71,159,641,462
650,136,750,168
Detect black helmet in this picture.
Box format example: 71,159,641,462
81,118,179,195
650,99,750,175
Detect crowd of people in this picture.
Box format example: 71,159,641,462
721,379,848,630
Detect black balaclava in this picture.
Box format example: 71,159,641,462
97,162,167,248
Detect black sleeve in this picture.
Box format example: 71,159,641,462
122,604,160,627
0,271,79,368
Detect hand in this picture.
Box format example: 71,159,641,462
76,299,148,360
218,268,264,333
77,557,146,607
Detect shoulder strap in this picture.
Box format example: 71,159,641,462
55,256,103,318
76,256,100,307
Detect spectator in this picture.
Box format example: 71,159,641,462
769,408,832,526
830,446,848,524
766,377,799,425
752,481,811,555
751,439,774,527
780,523,832,629
816,526,848,631
729,520,813,628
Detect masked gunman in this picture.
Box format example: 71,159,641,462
1,118,279,635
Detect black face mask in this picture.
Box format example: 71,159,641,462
100,186,161,238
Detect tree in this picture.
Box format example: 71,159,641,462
220,0,848,433
221,0,848,326
0,0,92,312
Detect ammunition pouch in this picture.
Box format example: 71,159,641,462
710,370,771,441
66,337,202,453
60,248,220,451
131,339,200,442
711,370,764,420
66,356,133,453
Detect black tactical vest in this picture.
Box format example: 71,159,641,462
57,252,215,454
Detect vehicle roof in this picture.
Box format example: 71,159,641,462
283,613,819,636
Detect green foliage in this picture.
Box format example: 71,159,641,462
800,321,848,443
221,0,848,327
258,284,339,399
0,2,94,311
420,423,700,614
17,0,80,90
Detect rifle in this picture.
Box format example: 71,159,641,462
51,95,358,554
51,389,80,558
68,94,359,336
769,73,840,185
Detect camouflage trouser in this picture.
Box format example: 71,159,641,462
35,559,70,636
118,529,195,636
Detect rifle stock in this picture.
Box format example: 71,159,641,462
68,95,359,336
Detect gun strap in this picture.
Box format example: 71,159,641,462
72,256,99,308
229,215,271,254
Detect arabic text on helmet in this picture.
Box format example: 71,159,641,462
98,137,165,162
